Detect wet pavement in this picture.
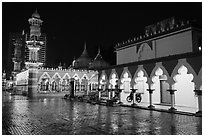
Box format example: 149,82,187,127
2,92,202,135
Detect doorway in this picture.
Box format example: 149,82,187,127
160,79,171,104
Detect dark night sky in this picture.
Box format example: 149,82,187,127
2,2,202,71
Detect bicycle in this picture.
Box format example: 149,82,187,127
126,91,142,103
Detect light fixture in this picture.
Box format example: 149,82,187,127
198,46,202,51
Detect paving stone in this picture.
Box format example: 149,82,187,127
2,94,202,135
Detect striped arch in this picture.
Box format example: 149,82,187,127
38,72,51,83
171,59,197,85
89,73,98,81
133,65,151,87
120,67,133,86
51,72,62,83
72,73,80,81
150,62,171,84
62,73,71,80
89,73,98,85
81,73,89,80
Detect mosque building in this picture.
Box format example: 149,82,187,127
5,10,202,115
98,17,202,115
13,10,109,97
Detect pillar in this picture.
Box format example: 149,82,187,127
86,83,89,95
79,82,81,92
90,83,92,91
49,83,52,92
167,89,177,111
118,89,123,104
28,69,38,98
194,90,202,116
108,89,111,100
131,89,137,106
112,89,115,98
59,83,62,92
147,88,155,109
70,78,75,98
98,88,101,100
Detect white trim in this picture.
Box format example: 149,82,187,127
62,73,71,79
39,72,51,82
116,27,193,51
52,72,62,79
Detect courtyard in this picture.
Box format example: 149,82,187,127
2,92,202,135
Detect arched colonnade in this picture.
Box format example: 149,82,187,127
99,58,202,111
38,72,98,94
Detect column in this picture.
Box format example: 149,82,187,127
79,82,81,92
86,85,89,96
131,89,137,106
194,90,202,116
112,89,115,98
108,89,111,100
147,88,155,109
118,89,123,104
86,83,89,95
167,89,177,111
59,82,61,92
28,69,38,98
49,83,51,92
90,83,92,91
98,88,101,101
70,78,75,98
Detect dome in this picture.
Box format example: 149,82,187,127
73,43,92,69
32,9,40,18
89,48,110,70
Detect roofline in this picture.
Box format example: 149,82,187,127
115,26,201,52
98,51,202,71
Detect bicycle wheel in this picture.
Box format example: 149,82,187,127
136,95,142,103
126,96,132,102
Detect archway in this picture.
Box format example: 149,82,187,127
73,74,80,93
109,73,118,89
62,73,71,92
133,70,149,103
38,72,51,92
99,74,107,91
173,65,197,109
151,67,170,104
40,78,49,91
89,73,98,91
120,72,131,104
61,78,70,92
81,76,88,95
51,73,61,92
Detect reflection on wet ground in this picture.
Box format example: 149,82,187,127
2,93,202,135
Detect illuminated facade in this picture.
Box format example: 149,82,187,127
16,67,98,95
98,17,202,114
15,10,109,97
24,33,47,65
115,17,201,65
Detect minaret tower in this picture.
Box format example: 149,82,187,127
25,9,43,68
25,9,43,97
12,37,22,75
